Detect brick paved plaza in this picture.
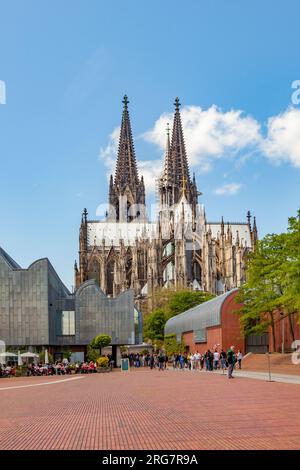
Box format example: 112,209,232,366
0,370,299,450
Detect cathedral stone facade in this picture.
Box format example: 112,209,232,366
75,96,258,307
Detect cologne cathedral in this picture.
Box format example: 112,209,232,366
75,96,258,307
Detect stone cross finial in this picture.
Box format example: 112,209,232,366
174,97,181,111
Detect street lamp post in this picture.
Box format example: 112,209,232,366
266,352,273,382
281,313,285,354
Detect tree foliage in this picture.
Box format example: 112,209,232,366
164,333,185,356
86,345,99,362
90,334,112,355
143,289,214,342
39,351,53,364
237,210,300,348
143,308,166,342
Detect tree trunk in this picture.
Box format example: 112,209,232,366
270,313,276,352
288,313,295,343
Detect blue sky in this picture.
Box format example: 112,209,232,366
0,0,300,289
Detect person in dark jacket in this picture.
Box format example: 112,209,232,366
227,345,235,378
149,354,155,370
158,352,165,371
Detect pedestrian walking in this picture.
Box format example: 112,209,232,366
227,345,235,378
213,349,220,370
158,352,165,371
164,354,168,369
149,354,155,370
237,350,243,369
220,349,227,370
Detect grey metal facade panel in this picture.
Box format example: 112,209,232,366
164,289,238,337
0,254,50,346
0,248,137,348
47,261,73,345
0,247,22,269
75,281,135,346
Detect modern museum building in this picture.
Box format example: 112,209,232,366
0,247,142,363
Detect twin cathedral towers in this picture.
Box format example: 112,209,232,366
75,96,257,307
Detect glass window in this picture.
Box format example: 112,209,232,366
57,311,75,336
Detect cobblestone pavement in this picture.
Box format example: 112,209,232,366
0,369,299,450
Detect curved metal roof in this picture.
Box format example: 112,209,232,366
164,289,238,336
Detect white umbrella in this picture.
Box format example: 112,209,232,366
18,350,22,366
20,352,39,358
0,351,18,365
45,349,49,364
0,352,18,358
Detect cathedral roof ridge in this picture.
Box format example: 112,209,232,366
208,221,248,226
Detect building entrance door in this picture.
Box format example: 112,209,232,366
246,334,269,353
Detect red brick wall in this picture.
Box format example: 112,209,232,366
207,326,222,350
182,331,194,352
182,327,222,353
182,293,299,355
221,291,245,354
181,292,245,354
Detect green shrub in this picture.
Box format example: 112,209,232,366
86,345,99,362
164,333,185,356
39,351,53,364
91,334,112,355
97,357,109,368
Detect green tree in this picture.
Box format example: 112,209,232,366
280,211,300,341
39,351,53,364
90,334,112,356
143,308,166,341
143,289,214,342
281,211,300,313
164,333,185,356
166,290,214,319
237,211,300,349
86,345,99,362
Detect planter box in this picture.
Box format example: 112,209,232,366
96,367,111,373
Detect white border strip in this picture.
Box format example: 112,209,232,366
0,376,84,391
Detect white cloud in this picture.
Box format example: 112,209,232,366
99,126,162,193
263,107,300,168
143,105,261,169
99,126,120,174
214,183,243,196
99,104,300,196
138,159,163,193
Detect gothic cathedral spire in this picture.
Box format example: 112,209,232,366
109,95,145,221
114,95,139,189
159,97,199,211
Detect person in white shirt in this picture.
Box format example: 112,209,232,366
190,353,195,371
213,350,220,370
194,352,201,370
237,350,243,369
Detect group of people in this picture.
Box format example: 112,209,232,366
172,346,242,378
0,364,16,377
26,361,73,376
124,347,242,378
0,356,115,378
26,358,114,376
125,352,169,370
2,348,242,379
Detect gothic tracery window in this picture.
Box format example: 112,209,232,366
106,259,115,295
